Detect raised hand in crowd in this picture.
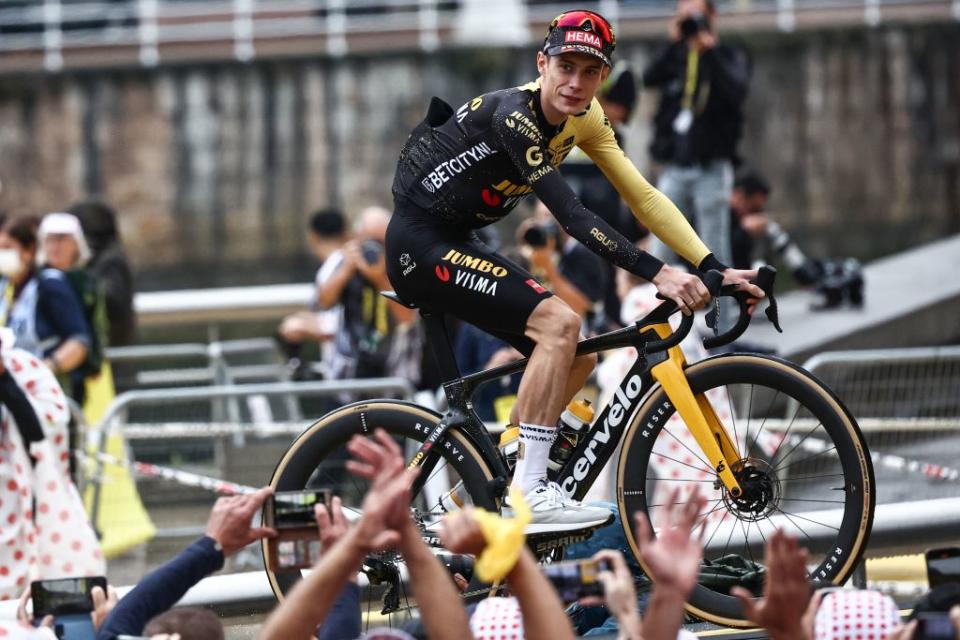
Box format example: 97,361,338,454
579,550,644,640
261,428,472,640
731,528,812,640
441,508,577,640
205,486,277,556
632,487,707,640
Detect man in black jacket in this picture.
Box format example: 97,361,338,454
643,0,751,329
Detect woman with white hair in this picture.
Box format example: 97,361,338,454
0,214,93,405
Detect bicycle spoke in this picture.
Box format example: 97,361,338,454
782,473,846,482
720,510,738,558
646,477,716,483
661,426,714,473
780,498,846,504
772,420,825,470
743,383,755,459
774,505,841,532
692,500,726,538
775,445,837,474
702,510,729,552
724,386,740,459
747,387,781,460
771,505,818,546
740,518,757,566
768,400,805,467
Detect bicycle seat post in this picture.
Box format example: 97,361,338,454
420,309,462,384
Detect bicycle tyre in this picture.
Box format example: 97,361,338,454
262,400,498,606
618,354,875,627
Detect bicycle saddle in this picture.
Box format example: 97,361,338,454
381,290,419,309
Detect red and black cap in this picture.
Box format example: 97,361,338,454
542,10,616,67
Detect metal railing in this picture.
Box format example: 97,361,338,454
88,376,418,524
1,0,954,73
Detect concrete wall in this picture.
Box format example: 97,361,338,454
0,22,957,288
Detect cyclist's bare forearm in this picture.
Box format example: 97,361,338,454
507,548,577,640
398,521,471,640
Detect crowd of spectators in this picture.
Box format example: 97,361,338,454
4,427,954,640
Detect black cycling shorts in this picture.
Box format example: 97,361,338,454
385,207,552,355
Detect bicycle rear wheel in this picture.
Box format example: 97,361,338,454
262,400,498,628
618,354,874,627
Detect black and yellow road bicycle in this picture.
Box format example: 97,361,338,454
263,268,875,628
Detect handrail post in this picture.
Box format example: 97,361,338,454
776,0,795,32
326,0,347,57
138,0,159,67
418,0,439,52
234,0,255,62
42,0,63,72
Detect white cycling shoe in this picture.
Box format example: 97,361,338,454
506,480,614,534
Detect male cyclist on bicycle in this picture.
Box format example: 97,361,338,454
386,10,763,530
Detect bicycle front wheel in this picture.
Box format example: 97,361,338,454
262,400,498,624
618,354,874,627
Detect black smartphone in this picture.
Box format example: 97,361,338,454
925,547,960,588
266,489,333,529
32,576,107,640
542,559,611,602
916,612,956,640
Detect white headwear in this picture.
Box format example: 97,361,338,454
37,212,92,268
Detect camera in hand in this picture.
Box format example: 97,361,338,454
925,547,960,588
542,559,611,602
522,221,561,248
264,489,332,572
32,576,107,640
679,12,710,38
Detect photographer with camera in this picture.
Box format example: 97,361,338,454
643,0,751,330
518,201,608,332
313,207,417,384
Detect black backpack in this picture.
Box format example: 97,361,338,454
64,269,109,377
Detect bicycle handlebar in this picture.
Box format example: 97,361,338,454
642,270,724,354
641,267,783,355
702,265,783,350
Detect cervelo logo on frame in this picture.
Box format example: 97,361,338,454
421,142,497,193
564,30,602,48
561,373,644,496
441,249,508,277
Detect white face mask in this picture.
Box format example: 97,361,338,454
0,248,23,278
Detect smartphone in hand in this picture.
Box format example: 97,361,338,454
31,576,107,640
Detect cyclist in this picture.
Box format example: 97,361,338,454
385,10,764,530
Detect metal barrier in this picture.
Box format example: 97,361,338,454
88,377,418,525
803,346,960,421
107,337,301,422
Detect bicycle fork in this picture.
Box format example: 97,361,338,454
647,323,744,498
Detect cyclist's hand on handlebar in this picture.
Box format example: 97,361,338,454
651,264,711,315
721,267,765,314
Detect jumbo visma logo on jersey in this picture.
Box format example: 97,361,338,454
441,249,509,277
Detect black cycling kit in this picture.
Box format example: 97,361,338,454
386,81,723,353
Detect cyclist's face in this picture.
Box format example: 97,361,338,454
537,52,609,124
